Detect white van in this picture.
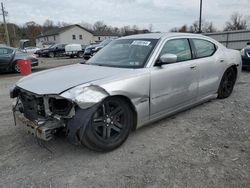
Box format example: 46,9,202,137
65,44,85,58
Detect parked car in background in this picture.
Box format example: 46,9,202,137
36,44,66,58
65,44,87,58
84,39,112,59
0,46,38,73
36,41,55,49
241,42,250,69
11,33,241,151
24,46,40,54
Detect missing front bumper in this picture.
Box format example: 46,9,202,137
13,110,64,141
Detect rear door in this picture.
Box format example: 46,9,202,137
0,47,14,70
150,38,199,119
190,38,221,98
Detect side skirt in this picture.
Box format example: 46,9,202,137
136,93,218,129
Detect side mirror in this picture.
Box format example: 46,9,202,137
247,42,250,46
156,53,177,66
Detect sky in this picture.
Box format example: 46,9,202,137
3,0,250,31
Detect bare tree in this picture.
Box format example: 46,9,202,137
170,27,178,32
189,20,216,33
23,21,42,45
224,13,247,31
93,21,107,32
80,21,93,30
178,25,188,32
148,24,153,32
43,19,54,28
57,21,71,27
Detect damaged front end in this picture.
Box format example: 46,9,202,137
10,85,109,143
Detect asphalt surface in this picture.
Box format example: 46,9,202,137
0,58,250,188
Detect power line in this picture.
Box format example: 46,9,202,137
1,2,10,46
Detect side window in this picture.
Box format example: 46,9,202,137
0,48,5,55
193,39,216,58
160,39,192,62
7,48,13,54
0,48,12,55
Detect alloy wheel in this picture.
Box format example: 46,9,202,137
91,100,125,141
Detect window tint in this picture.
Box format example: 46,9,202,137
0,48,13,55
193,39,216,58
160,39,192,62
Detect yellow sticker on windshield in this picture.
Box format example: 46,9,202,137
131,40,151,46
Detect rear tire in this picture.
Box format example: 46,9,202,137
80,97,133,152
49,52,55,58
217,67,236,99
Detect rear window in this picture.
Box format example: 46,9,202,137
193,39,216,58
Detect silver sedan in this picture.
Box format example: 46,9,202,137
10,33,242,151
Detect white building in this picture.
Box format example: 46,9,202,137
36,24,118,47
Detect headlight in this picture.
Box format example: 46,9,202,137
49,98,73,116
241,49,245,56
60,85,109,109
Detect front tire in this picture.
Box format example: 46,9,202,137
77,51,84,58
12,61,20,73
217,67,236,99
80,97,133,151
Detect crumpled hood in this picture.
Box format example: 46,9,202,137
16,64,133,95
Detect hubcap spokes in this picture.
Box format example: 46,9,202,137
15,64,20,72
92,101,125,140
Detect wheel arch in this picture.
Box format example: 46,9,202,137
10,59,19,71
230,64,238,78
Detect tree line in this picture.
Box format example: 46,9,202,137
0,12,248,47
170,13,248,33
0,20,152,47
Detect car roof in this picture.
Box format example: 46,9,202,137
120,32,205,40
0,46,16,50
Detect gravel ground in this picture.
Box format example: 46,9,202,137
0,58,250,188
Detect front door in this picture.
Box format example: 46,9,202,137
0,47,14,70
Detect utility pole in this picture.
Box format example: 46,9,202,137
1,2,10,46
199,0,203,33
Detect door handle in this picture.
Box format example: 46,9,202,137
220,59,224,62
190,65,196,69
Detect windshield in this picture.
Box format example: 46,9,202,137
49,44,58,48
99,39,112,46
87,38,158,68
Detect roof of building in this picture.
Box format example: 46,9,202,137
93,31,118,36
36,24,93,38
